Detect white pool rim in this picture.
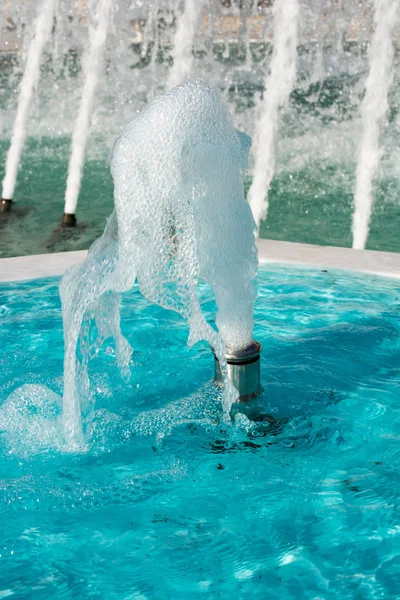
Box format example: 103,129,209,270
1,239,400,283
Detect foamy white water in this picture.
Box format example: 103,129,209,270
167,0,205,89
63,0,114,216
247,0,299,231
1,0,56,201
352,0,398,250
60,81,257,442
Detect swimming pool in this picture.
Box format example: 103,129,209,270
1,264,400,598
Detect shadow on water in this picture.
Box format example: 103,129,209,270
208,313,400,453
45,220,89,251
262,314,400,415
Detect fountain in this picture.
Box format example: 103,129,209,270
2,3,400,596
60,79,259,444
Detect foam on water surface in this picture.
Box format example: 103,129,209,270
0,384,65,457
60,80,257,443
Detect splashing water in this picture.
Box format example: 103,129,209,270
352,0,398,250
167,0,206,89
63,0,114,217
247,0,299,232
60,80,257,445
1,0,56,201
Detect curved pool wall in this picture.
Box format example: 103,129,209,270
1,239,400,283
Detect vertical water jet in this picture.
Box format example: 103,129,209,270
1,0,56,211
247,0,299,232
62,0,114,227
167,0,205,89
244,0,259,71
351,0,398,250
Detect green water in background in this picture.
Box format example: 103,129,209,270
0,70,399,258
0,137,114,257
256,166,400,252
1,136,399,258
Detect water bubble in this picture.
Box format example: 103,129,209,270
0,306,9,317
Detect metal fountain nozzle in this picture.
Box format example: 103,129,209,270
214,340,262,402
0,198,12,213
60,212,77,227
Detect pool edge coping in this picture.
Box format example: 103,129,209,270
1,239,400,283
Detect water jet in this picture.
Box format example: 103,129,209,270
59,79,257,443
62,0,114,230
1,0,56,214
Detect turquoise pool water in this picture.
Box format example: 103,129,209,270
1,265,400,598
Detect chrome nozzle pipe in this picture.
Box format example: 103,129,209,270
214,340,262,402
